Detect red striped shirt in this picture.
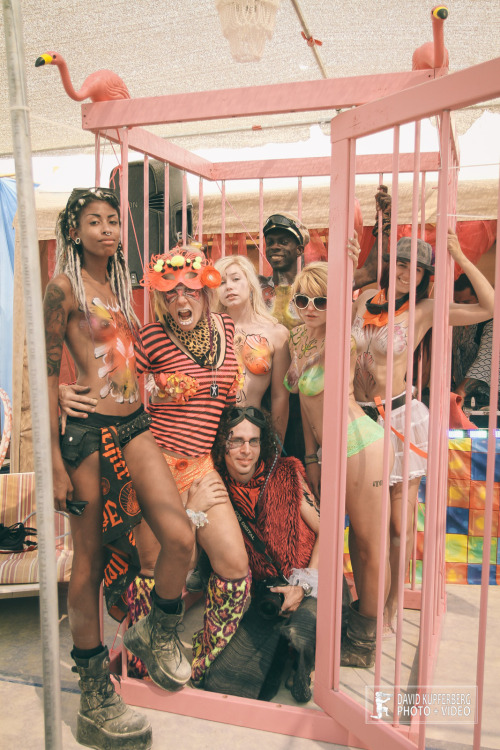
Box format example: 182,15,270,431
136,314,238,456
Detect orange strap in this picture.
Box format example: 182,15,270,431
373,396,428,459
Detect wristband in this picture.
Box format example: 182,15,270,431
288,567,318,598
186,508,209,528
304,455,319,465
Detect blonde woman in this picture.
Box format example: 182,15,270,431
286,260,391,668
215,255,290,444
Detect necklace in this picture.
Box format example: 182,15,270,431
208,314,219,398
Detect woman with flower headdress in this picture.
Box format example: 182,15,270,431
60,242,251,686
132,244,250,685
44,188,195,750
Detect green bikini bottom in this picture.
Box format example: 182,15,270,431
347,414,385,458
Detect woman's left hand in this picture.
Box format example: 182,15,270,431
270,584,304,614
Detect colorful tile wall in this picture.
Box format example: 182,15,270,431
344,434,500,585
418,435,500,585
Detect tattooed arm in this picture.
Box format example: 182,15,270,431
43,276,75,510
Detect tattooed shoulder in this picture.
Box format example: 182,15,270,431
44,279,70,377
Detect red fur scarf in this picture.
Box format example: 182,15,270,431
225,457,316,580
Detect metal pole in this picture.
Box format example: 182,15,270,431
2,2,62,748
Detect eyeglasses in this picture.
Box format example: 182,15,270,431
293,294,327,312
226,437,261,450
227,406,267,429
263,214,303,244
164,286,202,303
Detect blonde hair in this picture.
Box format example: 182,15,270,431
214,255,277,324
291,261,328,299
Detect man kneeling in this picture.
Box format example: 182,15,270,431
203,406,319,702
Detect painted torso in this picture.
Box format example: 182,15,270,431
64,287,140,414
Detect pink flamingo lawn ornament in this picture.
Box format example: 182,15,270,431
35,51,130,101
412,5,449,70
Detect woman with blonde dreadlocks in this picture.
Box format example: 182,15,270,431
44,188,195,750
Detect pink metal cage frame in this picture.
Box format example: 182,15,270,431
85,56,500,750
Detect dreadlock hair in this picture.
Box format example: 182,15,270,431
212,406,278,474
55,187,139,331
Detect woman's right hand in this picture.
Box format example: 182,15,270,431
53,464,74,512
186,473,229,514
59,384,97,434
446,228,467,264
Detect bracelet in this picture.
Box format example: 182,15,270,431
288,567,318,598
186,508,209,528
304,456,319,465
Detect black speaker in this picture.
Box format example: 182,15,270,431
110,160,193,286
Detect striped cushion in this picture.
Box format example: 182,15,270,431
0,473,73,585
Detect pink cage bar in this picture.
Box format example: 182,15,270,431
83,57,500,750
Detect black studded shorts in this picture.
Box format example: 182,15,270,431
60,405,152,469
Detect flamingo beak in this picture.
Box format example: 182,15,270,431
35,54,53,67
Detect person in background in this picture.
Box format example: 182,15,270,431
452,273,497,421
262,213,311,460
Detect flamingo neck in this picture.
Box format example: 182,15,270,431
57,60,86,102
432,18,446,68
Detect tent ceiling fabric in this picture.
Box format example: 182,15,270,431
1,0,499,157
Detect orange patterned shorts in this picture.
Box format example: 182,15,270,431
162,452,215,495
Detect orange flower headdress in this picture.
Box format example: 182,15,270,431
141,244,221,292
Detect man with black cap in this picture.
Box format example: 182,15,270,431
262,206,383,328
262,212,310,330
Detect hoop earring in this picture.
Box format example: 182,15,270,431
74,237,81,245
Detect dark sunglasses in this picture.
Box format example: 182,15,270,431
227,406,267,429
293,293,327,312
263,214,303,244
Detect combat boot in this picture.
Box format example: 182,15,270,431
72,646,152,750
340,600,377,668
123,598,191,691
